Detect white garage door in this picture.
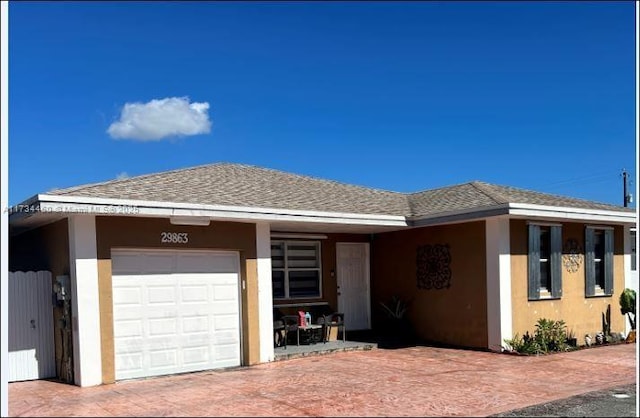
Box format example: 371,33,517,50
111,249,241,380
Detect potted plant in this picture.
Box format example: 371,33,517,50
565,329,577,348
378,295,414,347
619,288,636,343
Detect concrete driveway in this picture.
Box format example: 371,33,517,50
9,343,637,417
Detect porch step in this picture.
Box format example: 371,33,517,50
274,341,377,362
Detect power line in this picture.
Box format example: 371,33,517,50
541,171,619,191
546,177,618,192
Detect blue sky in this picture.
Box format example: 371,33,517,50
8,1,637,206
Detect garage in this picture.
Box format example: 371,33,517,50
111,249,241,380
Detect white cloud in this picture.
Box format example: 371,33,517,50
107,97,212,141
116,172,129,180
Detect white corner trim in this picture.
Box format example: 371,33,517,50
364,243,372,330
623,224,631,281
623,225,638,336
68,216,102,386
256,223,274,363
485,217,512,352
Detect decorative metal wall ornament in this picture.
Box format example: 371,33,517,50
562,238,583,273
416,244,452,290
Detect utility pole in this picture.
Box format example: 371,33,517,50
622,169,632,207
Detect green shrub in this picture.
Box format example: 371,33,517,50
619,288,637,330
504,331,542,354
504,318,568,355
534,318,568,353
520,331,544,354
503,333,523,352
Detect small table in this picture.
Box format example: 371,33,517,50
298,324,323,345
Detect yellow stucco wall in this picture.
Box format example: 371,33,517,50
97,258,114,383
95,216,260,383
510,220,625,343
372,221,488,348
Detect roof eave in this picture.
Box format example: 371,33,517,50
406,202,636,228
9,195,635,234
507,203,636,225
9,194,409,229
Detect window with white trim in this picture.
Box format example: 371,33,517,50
271,241,322,299
585,227,613,296
528,224,562,300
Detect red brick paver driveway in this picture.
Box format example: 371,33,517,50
9,344,637,417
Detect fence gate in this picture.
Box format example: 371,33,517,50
9,271,56,382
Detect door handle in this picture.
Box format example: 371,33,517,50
30,319,36,329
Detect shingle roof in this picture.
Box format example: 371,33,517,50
407,181,632,217
48,163,411,216
407,182,504,217
47,163,633,218
471,181,632,212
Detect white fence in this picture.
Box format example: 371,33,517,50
8,271,56,382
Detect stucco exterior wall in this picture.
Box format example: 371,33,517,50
510,220,626,343
372,221,488,349
94,216,259,383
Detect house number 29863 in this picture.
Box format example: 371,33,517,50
160,232,189,244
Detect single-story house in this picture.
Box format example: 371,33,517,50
9,163,637,387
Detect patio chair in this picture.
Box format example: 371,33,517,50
281,315,300,348
273,319,285,348
323,313,345,343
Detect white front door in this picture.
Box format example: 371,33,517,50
111,249,241,380
336,243,371,331
8,271,56,382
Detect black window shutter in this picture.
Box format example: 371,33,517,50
585,227,595,296
528,224,541,300
550,225,562,298
604,229,614,295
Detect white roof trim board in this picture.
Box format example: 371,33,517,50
10,195,409,228
507,203,635,224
